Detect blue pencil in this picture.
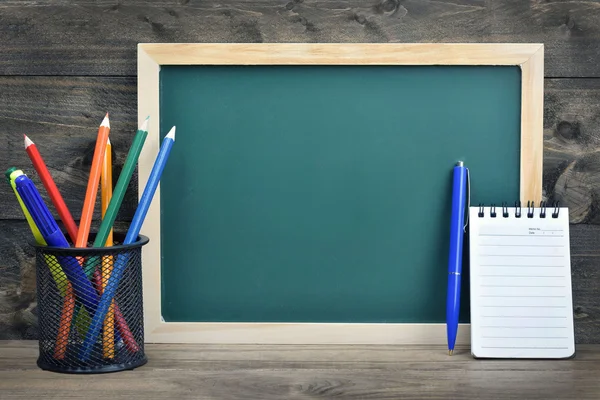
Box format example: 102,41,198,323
80,126,176,360
446,161,468,355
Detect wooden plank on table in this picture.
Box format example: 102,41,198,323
0,341,599,399
0,1,599,77
1,220,599,343
0,76,138,221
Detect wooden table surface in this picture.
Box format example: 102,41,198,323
1,341,599,399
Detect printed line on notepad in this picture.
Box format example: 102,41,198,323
481,305,567,308
483,336,569,339
481,346,570,350
479,234,564,237
479,244,565,247
480,295,566,298
481,316,567,319
480,255,565,257
481,326,568,329
480,285,566,288
479,275,566,278
480,265,564,268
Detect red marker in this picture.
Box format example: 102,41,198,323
24,134,78,243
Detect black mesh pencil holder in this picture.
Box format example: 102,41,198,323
33,232,149,374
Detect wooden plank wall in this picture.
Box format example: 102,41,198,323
0,0,599,342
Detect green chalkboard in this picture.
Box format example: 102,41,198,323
158,65,521,324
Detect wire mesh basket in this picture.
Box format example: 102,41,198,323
33,232,149,374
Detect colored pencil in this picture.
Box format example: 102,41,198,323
56,114,109,354
94,117,149,248
100,137,115,358
76,114,110,248
80,126,175,360
83,117,149,277
54,284,75,359
24,135,78,243
93,270,139,353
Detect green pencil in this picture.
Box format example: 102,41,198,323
96,116,149,248
82,117,149,277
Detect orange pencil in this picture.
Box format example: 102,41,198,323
54,284,75,359
54,114,110,356
76,114,110,248
101,137,115,358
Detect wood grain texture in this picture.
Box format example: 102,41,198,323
139,42,543,65
0,76,139,221
0,1,599,77
1,341,600,399
1,220,599,343
544,79,600,224
1,76,598,222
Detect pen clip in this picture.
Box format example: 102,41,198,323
464,167,470,233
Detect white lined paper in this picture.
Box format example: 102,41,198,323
469,206,575,359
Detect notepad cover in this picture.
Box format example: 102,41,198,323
468,206,575,359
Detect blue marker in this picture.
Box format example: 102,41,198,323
80,126,176,360
446,161,468,355
14,174,99,314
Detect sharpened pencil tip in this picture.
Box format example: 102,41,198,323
24,134,34,148
107,137,111,145
101,114,110,129
140,117,149,132
449,350,453,356
166,126,175,140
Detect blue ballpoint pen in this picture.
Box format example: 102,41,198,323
446,161,468,355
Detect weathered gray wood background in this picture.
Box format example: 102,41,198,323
0,0,599,342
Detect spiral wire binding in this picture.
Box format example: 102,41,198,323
552,201,560,218
527,201,534,218
476,201,561,218
540,201,547,218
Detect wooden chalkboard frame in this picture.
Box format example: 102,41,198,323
137,43,544,344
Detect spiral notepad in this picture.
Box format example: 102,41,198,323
468,202,575,359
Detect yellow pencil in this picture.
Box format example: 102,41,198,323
101,137,115,358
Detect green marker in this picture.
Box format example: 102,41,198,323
83,117,149,276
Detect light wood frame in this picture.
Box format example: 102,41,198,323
137,43,544,344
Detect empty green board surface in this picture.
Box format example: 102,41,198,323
158,64,521,323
